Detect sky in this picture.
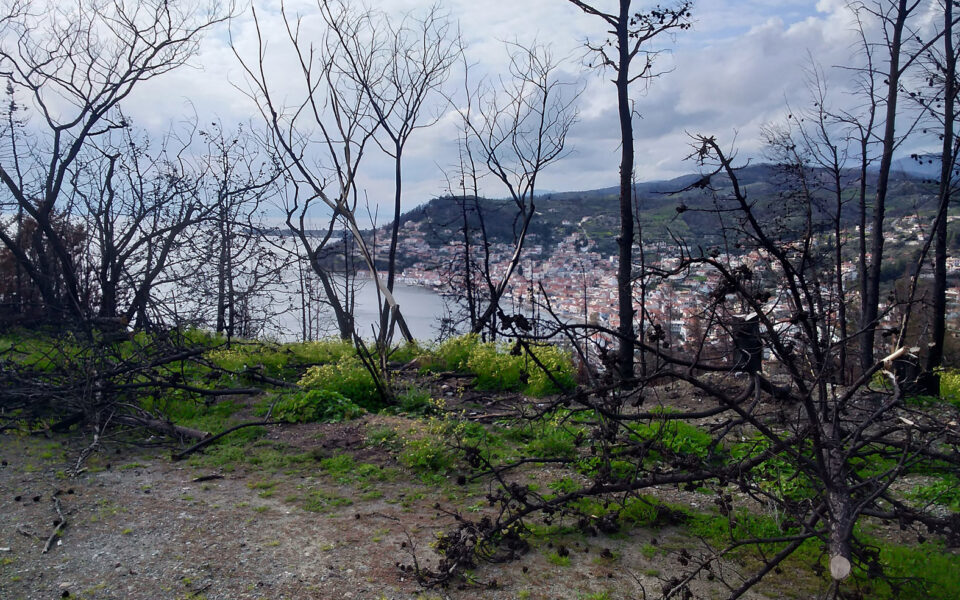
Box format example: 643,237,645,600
120,0,941,215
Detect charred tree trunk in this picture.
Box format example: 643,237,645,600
926,0,955,385
861,0,909,372
614,1,636,383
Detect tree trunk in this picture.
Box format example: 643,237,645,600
926,1,954,385
615,0,636,382
381,152,404,345
216,219,228,334
315,261,353,341
861,0,908,371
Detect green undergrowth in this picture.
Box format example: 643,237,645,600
268,389,366,423
938,368,960,407
500,408,591,460
8,329,956,598
2,331,577,436
862,541,960,599
392,416,512,484
399,431,458,483
629,418,715,460
901,368,960,408
727,435,816,502
517,472,960,600
316,452,401,488
142,395,245,433
677,501,959,599
205,338,358,380
390,387,444,416
203,333,581,400
298,356,383,410
907,473,960,512
421,334,575,396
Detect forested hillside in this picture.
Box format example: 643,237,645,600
396,164,942,257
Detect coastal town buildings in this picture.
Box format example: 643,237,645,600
376,213,960,358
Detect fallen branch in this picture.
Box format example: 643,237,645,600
71,425,103,477
172,395,283,461
115,415,210,441
465,412,515,421
42,496,66,554
242,368,298,389
171,419,283,461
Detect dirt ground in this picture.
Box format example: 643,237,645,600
0,387,777,600
3,369,956,600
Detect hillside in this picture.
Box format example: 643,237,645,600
391,163,940,260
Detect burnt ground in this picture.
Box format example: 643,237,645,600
0,376,914,600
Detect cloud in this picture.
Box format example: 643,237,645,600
115,0,914,209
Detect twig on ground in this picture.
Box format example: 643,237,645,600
42,496,66,554
71,426,102,477
17,526,39,539
172,394,284,461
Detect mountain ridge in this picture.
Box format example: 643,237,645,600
389,162,940,262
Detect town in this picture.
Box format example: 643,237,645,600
386,211,960,356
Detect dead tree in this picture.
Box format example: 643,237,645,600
67,122,212,330
847,0,943,372
436,124,490,338
175,121,288,340
235,2,415,347
325,0,459,347
410,136,960,599
0,0,228,327
565,0,692,382
236,1,428,401
457,41,579,338
907,0,960,386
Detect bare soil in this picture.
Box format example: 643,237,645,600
1,401,773,600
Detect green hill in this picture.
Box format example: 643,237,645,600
394,164,940,259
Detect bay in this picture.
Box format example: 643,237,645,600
272,274,449,342
348,276,448,342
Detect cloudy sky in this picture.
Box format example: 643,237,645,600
123,0,939,213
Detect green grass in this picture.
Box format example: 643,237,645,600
400,436,456,480
393,387,443,416
548,477,580,494
860,541,960,599
526,424,580,459
303,490,353,513
366,426,398,448
187,437,310,472
640,543,658,559
629,418,714,460
728,435,815,502
319,453,356,475
247,480,276,490
206,338,357,380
